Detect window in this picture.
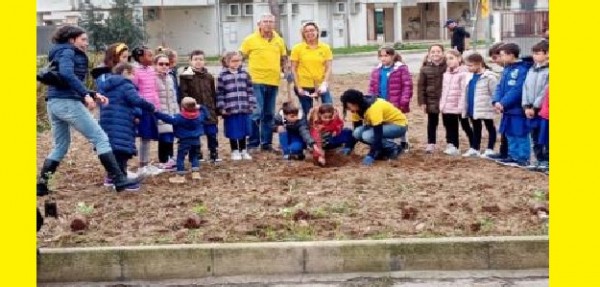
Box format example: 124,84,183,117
335,2,346,14
227,4,240,17
243,3,253,16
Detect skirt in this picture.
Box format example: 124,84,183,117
224,113,251,140
136,109,159,140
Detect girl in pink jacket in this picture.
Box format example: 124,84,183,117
440,49,472,156
131,46,160,168
368,47,413,151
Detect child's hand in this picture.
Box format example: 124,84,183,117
494,102,504,113
420,105,427,113
220,109,228,116
276,126,285,133
313,144,323,156
525,108,535,119
95,94,109,106
134,118,140,124
318,82,328,94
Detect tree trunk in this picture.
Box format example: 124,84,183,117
268,0,282,35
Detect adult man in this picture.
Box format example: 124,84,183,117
240,13,288,152
444,19,470,54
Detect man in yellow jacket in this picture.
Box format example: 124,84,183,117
240,13,288,152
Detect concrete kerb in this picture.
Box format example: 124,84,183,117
38,236,548,283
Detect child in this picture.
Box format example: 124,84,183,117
440,49,471,156
217,51,256,161
179,50,221,163
154,97,208,183
463,53,499,157
538,86,549,174
98,62,156,191
341,89,407,165
493,43,533,167
131,46,160,169
308,104,353,166
417,44,446,153
154,54,179,171
274,102,319,160
522,40,549,170
368,47,413,151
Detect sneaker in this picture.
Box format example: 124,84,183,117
138,165,165,177
487,153,508,161
231,150,242,161
296,153,306,160
317,156,326,166
103,177,114,187
126,170,138,179
168,175,186,184
283,154,291,160
425,144,436,154
443,144,460,156
525,161,540,171
400,142,409,153
462,148,480,157
497,157,519,167
388,145,401,160
191,172,201,180
210,153,223,163
481,149,496,158
121,182,140,192
516,160,530,168
157,158,176,171
240,150,253,160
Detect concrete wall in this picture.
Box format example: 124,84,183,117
145,6,218,56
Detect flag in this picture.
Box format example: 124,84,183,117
481,0,490,18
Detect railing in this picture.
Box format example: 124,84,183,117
500,10,548,38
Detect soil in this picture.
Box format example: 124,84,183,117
36,74,548,247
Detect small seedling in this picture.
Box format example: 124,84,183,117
193,204,208,216
76,202,94,215
279,207,293,218
480,217,494,232
533,190,547,202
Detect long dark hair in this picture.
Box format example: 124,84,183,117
340,89,370,117
131,46,151,63
104,43,129,68
52,25,86,44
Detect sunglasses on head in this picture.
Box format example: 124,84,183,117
302,21,317,27
157,62,170,66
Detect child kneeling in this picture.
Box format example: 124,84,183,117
308,104,353,166
274,103,321,160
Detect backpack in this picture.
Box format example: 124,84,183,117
37,60,67,88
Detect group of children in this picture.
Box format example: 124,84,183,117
92,38,549,189
416,40,549,173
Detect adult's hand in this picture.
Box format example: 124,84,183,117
95,94,109,106
84,95,96,111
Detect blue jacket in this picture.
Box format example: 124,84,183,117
154,107,208,145
98,75,155,155
46,43,92,101
493,60,533,116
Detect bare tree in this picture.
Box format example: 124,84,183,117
268,0,282,35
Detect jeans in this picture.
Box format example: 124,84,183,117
506,135,530,162
295,87,333,115
278,132,306,155
177,142,200,174
353,124,407,149
46,98,112,161
249,84,278,149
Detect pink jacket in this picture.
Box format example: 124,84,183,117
368,62,413,113
133,64,160,109
539,86,549,120
440,65,468,114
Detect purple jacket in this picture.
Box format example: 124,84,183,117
216,67,256,115
368,62,413,113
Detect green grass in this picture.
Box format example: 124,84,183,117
332,44,380,55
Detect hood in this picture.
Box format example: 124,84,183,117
506,60,533,70
532,62,549,71
98,75,130,93
376,61,405,70
91,66,112,80
48,43,76,61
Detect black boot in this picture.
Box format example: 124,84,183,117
98,152,140,192
37,159,60,197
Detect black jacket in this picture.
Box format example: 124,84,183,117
450,26,470,52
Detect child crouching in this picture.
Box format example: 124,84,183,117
308,104,353,166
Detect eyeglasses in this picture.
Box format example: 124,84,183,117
157,62,170,66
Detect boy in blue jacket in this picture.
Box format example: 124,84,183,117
155,97,207,183
492,43,534,167
99,62,156,191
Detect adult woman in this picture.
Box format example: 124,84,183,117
91,42,130,91
290,21,333,115
37,25,140,195
340,89,408,166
